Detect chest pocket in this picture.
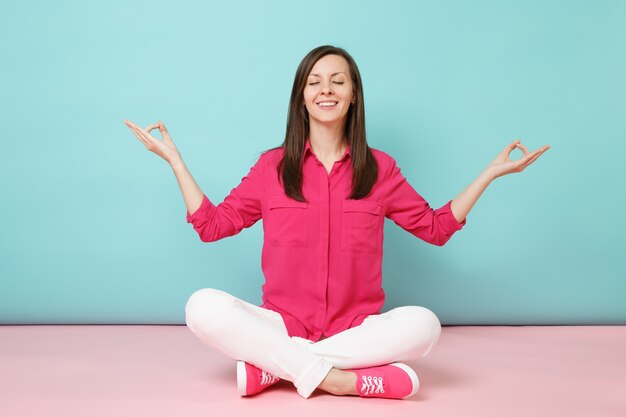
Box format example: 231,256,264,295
266,196,308,247
341,200,384,253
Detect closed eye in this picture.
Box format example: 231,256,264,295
308,82,345,85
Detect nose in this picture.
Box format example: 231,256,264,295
320,81,334,95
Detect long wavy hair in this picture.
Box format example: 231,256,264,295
268,45,378,202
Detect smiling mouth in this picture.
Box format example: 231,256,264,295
317,101,338,108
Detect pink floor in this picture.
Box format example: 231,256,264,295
1,325,625,417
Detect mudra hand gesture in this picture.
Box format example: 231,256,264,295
486,139,550,180
124,119,181,165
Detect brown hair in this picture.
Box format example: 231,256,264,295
268,45,378,202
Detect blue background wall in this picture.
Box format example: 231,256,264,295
1,0,624,324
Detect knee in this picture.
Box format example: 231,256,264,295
394,306,442,347
184,288,234,331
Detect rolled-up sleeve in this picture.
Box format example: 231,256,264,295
383,157,466,246
186,155,265,242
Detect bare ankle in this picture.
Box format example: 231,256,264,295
318,368,358,396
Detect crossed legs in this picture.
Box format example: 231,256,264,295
184,288,441,399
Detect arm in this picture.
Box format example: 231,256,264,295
123,119,263,242
384,156,466,247
183,155,265,242
450,139,551,223
125,119,205,215
171,158,205,217
449,170,493,224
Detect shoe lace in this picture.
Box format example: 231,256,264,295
261,370,279,385
361,375,385,395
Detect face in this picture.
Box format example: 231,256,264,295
303,54,355,127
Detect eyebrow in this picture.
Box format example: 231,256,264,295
308,72,346,77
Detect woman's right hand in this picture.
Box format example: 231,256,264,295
124,119,182,166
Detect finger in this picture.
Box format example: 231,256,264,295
128,120,164,139
523,150,544,167
515,143,530,155
126,120,147,137
515,150,536,167
125,121,143,138
127,125,150,147
500,139,521,158
158,120,174,144
531,145,550,154
145,123,161,133
507,139,521,152
126,120,153,136
158,121,171,139
526,146,550,163
124,120,137,131
158,120,168,132
525,149,542,161
524,154,541,167
135,125,159,145
534,147,550,160
129,124,159,148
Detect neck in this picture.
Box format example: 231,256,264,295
308,120,347,158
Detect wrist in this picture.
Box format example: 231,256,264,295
169,155,185,171
480,167,498,182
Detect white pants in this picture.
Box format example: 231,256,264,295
185,288,442,399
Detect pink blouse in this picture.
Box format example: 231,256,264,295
186,138,466,341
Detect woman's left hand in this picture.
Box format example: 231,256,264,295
486,139,550,180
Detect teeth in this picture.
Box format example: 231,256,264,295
318,102,338,107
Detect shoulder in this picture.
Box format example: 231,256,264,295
248,146,284,174
258,146,284,166
369,147,398,171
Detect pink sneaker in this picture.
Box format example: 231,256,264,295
349,362,419,399
236,360,280,396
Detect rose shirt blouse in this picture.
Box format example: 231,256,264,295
186,138,466,341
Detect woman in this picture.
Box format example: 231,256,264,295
124,45,549,400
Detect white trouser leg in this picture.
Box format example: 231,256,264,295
184,288,333,399
306,306,442,369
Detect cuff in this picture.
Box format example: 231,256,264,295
185,195,215,224
438,200,466,233
294,357,334,399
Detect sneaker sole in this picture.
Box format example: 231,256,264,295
389,362,420,398
236,360,248,396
